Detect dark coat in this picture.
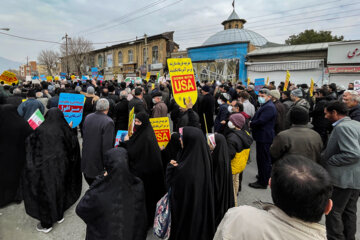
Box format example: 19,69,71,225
0,105,33,207
6,95,23,107
76,148,147,240
349,104,360,122
250,100,277,143
128,96,147,114
17,98,44,120
270,125,323,163
273,100,286,135
22,108,82,225
82,112,115,178
152,101,168,118
214,103,229,133
47,95,59,109
114,98,129,132
199,93,215,134
224,128,253,161
310,97,330,129
176,108,201,132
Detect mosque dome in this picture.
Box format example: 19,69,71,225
202,10,268,47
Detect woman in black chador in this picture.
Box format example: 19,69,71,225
22,108,82,233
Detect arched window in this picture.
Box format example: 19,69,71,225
118,51,123,65
98,55,103,67
152,46,159,64
235,24,239,28
128,49,133,63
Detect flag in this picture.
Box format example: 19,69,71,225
28,109,44,130
266,76,269,85
156,72,160,83
283,70,290,91
310,78,314,97
247,77,250,87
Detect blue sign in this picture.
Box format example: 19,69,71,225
40,75,46,81
97,75,104,81
115,130,128,146
58,93,85,128
32,76,39,80
254,78,265,95
81,75,89,80
91,67,98,78
60,72,67,80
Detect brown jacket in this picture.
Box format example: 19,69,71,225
214,204,326,240
270,125,323,163
152,102,168,118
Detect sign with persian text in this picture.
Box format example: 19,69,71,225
58,93,85,128
150,117,171,148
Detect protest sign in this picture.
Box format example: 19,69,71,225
283,70,290,91
354,80,360,94
91,67,98,78
40,75,46,81
58,93,85,128
145,72,151,81
167,58,197,108
60,72,67,80
150,117,171,148
46,76,53,82
254,78,265,95
54,76,60,81
71,75,76,80
27,109,44,130
266,77,269,85
207,133,216,149
247,77,250,87
0,71,18,85
128,107,135,137
97,75,104,81
115,130,128,147
310,79,314,97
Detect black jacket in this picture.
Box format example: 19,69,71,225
6,95,23,107
128,96,147,114
310,97,331,129
224,128,253,160
198,93,215,134
76,148,147,240
349,105,360,122
114,98,129,132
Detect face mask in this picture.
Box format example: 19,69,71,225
228,121,235,129
152,98,157,104
258,97,266,104
228,106,233,113
217,99,223,105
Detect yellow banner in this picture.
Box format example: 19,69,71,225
283,71,290,91
145,72,151,81
46,76,53,82
247,77,250,86
167,58,198,108
128,107,135,137
54,76,60,81
150,117,171,148
310,78,314,97
0,71,18,85
266,76,269,85
71,75,76,80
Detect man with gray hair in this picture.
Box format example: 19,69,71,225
82,98,114,186
114,90,129,132
343,90,360,122
36,91,49,114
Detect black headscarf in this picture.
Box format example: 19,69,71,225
126,112,165,227
76,148,147,240
167,126,215,240
0,104,33,207
211,134,235,227
22,108,82,225
161,132,181,173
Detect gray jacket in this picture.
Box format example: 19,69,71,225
321,117,360,189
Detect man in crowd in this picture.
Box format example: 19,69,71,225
271,106,323,163
17,89,44,120
151,91,168,118
6,88,23,107
342,90,360,122
214,155,333,239
81,99,114,186
269,90,286,135
128,87,147,114
114,90,129,132
311,89,331,146
249,88,277,189
239,91,255,118
322,101,360,240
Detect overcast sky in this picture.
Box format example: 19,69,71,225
1,0,359,63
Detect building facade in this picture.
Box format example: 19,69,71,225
19,61,37,79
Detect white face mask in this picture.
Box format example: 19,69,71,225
217,99,223,105
152,98,157,104
228,121,235,129
228,106,233,113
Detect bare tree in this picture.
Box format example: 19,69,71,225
37,50,59,76
61,36,93,75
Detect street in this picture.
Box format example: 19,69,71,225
0,143,359,239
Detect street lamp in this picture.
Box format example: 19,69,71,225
0,28,10,31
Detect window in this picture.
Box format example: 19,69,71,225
235,24,239,28
143,48,147,64
128,49,133,63
118,51,123,65
98,55,103,67
152,46,159,64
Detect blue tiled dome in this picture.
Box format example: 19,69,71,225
202,28,268,47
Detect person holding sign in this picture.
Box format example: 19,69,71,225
120,112,165,227
0,105,33,208
22,108,82,233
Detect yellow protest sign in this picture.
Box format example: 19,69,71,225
46,76,53,82
128,107,135,137
0,71,18,85
151,83,155,90
310,78,314,97
149,117,171,148
283,70,290,91
54,76,60,81
145,72,151,81
247,77,250,86
71,75,76,80
167,58,197,108
266,77,269,85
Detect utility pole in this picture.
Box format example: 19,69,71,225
26,56,29,77
62,33,70,76
144,34,148,73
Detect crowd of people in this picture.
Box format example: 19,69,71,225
1,77,360,240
